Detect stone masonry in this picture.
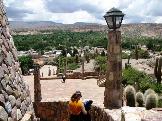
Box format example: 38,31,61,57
0,0,35,120
34,64,41,102
104,31,122,109
34,101,162,121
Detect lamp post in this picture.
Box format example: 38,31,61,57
103,7,124,109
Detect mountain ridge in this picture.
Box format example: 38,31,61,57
9,21,162,37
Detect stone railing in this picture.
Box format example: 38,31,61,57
33,101,121,121
33,101,162,121
66,72,98,79
97,74,106,87
33,101,69,121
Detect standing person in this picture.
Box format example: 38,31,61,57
69,91,87,121
61,74,66,83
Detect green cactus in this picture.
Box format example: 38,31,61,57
145,93,158,110
124,85,136,107
154,57,162,84
125,54,131,69
135,45,139,60
144,89,155,101
121,110,125,121
136,92,144,107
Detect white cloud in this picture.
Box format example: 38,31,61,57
4,0,162,24
155,17,162,23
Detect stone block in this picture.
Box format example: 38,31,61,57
17,109,22,121
3,39,9,51
5,101,12,114
2,90,9,101
0,94,5,106
1,79,7,89
0,48,5,64
7,52,12,66
0,66,4,79
16,98,21,108
21,113,32,121
6,85,13,95
0,106,8,121
11,106,17,120
2,44,7,57
12,48,18,61
2,63,9,74
8,117,14,121
9,95,16,108
20,101,27,116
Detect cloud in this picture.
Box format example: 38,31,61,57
3,0,162,24
45,0,102,13
6,7,33,20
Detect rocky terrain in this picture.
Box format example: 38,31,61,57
9,21,162,37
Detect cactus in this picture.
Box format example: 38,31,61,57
145,93,158,110
121,110,125,121
136,92,144,107
125,54,131,69
154,57,162,84
135,45,139,60
144,89,155,101
124,85,136,107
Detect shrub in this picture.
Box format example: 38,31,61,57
18,55,34,75
122,52,129,59
67,63,80,70
122,67,149,86
145,93,158,110
124,85,136,107
136,92,144,107
158,99,162,107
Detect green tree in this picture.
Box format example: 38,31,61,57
19,55,34,75
95,56,107,73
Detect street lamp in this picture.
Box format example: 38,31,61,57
103,8,125,109
104,7,124,31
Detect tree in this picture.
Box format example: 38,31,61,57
19,55,34,75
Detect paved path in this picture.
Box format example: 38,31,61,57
23,76,105,107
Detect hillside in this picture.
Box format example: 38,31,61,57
9,21,162,37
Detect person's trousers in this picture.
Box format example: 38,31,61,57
70,114,83,121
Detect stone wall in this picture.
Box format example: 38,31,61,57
0,0,35,120
34,101,162,121
66,72,98,79
34,102,69,121
34,101,120,121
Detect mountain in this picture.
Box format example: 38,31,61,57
9,21,162,37
9,21,63,31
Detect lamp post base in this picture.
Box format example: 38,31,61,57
104,88,122,109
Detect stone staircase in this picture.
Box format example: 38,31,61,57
97,74,106,87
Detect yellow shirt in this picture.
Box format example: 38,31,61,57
68,100,83,115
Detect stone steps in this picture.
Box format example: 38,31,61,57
97,74,106,87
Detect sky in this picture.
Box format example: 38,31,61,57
3,0,162,24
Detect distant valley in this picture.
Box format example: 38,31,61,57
9,21,162,37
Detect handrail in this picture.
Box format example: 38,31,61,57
97,74,106,87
